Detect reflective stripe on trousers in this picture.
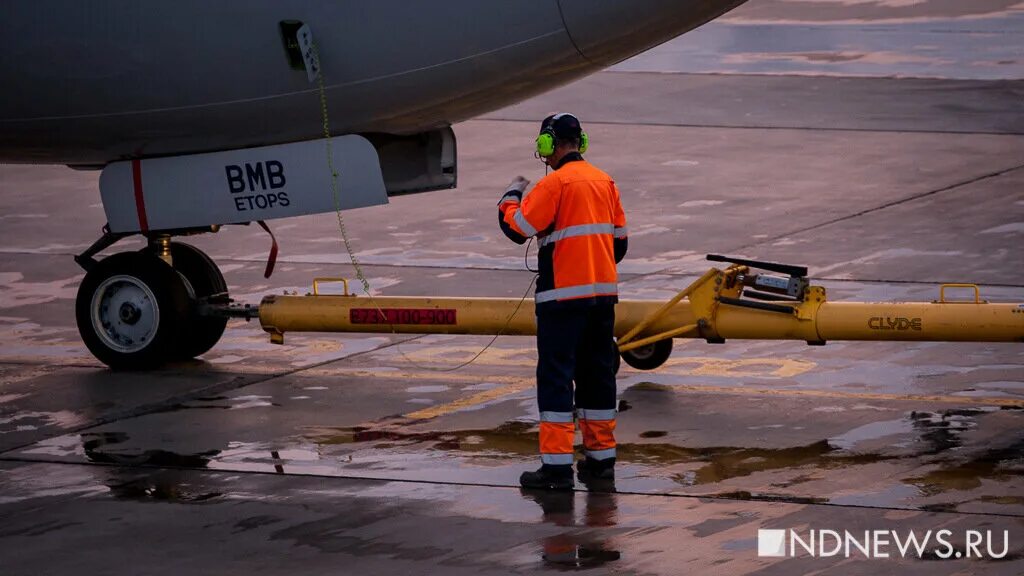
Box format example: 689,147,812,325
578,408,616,461
539,413,574,466
577,408,616,421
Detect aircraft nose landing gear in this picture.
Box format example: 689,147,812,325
75,235,230,370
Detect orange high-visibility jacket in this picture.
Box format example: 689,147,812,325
498,154,627,310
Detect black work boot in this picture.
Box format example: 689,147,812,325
520,464,574,490
577,457,615,481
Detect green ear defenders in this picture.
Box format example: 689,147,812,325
535,114,589,157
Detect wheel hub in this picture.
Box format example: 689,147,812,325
91,275,160,353
119,302,142,325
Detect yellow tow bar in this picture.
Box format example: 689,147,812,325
257,255,1022,369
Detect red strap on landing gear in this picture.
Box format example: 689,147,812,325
257,220,278,278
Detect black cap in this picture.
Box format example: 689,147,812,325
540,113,583,140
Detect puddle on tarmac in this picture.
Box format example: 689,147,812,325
81,432,220,469
910,408,993,455
303,420,538,456
35,403,1018,512
633,440,894,487
105,474,223,504
904,437,1024,497
301,422,898,491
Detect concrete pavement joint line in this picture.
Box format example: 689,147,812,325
8,250,1020,289
650,383,1024,408
590,70,1024,82
623,162,1024,284
0,360,102,369
0,252,540,274
617,274,1024,289
0,335,425,457
808,277,1024,288
195,258,535,274
1,455,1022,519
731,162,1024,253
473,117,1024,137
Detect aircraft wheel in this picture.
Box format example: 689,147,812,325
76,252,190,370
162,242,228,359
620,339,673,371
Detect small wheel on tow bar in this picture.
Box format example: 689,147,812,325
620,339,673,371
76,251,190,370
149,242,228,360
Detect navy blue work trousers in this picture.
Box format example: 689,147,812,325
535,303,617,414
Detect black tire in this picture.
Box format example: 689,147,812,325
620,339,673,371
159,242,228,359
76,252,191,370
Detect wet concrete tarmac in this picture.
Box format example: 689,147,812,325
617,1,1024,80
2,2,1023,574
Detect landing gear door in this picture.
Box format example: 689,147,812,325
99,135,388,234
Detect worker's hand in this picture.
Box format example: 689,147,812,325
506,175,530,194
498,176,530,206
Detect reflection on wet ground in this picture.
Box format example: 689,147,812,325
521,489,622,569
907,437,1024,497
81,431,219,469
42,399,1020,515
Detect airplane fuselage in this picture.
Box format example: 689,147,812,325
0,0,746,166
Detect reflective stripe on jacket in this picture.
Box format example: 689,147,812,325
499,154,627,310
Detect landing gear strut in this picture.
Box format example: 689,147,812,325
75,236,229,369
159,242,228,359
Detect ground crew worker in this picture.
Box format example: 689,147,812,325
497,113,628,490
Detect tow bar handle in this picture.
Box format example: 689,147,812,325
707,254,808,278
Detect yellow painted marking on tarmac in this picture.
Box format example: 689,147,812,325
297,368,533,420
299,352,1019,421
404,379,533,420
300,368,526,386
660,357,816,378
643,383,1024,407
330,344,815,379
307,356,817,420
386,345,535,367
